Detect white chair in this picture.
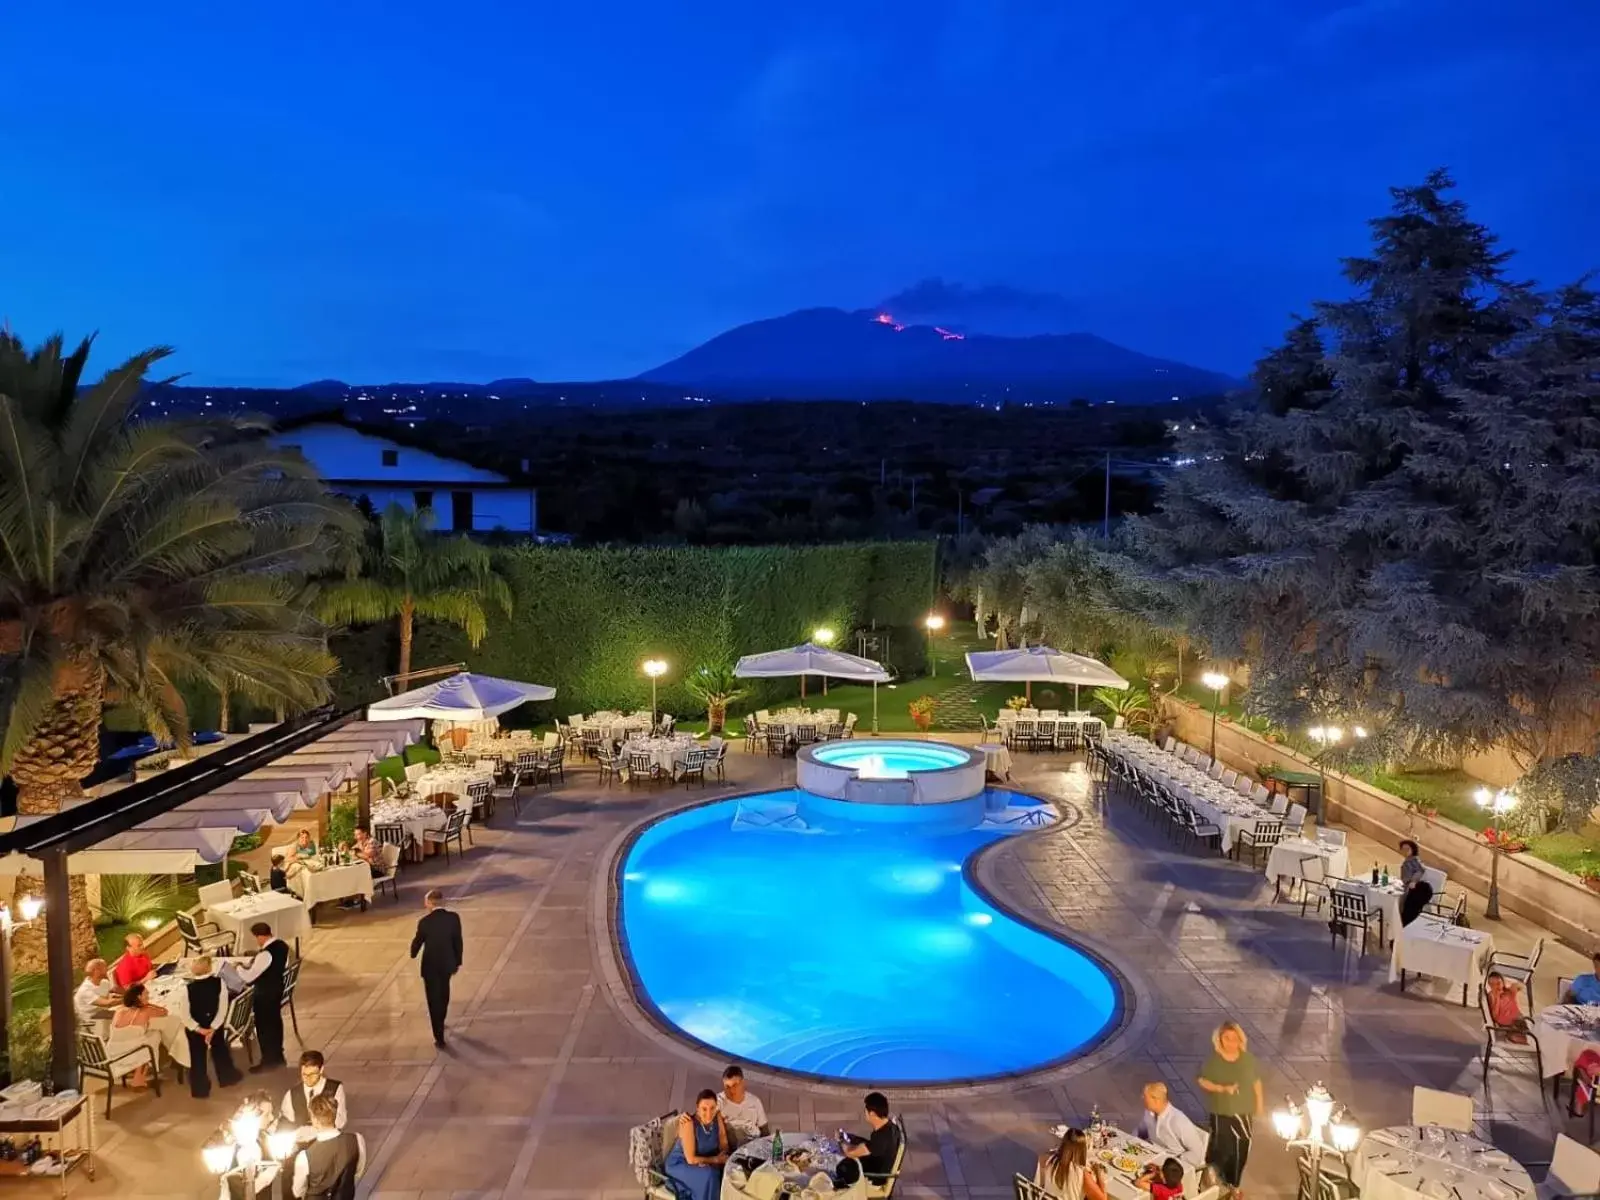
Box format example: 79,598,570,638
1251,783,1272,805
197,880,236,910
1422,866,1449,894
1316,828,1346,847
1411,1085,1473,1131
1235,775,1255,796
1162,737,1177,753
1284,803,1307,836
1207,760,1225,780
1269,793,1289,817
404,761,428,784
1220,768,1238,788
374,843,402,902
1538,1134,1600,1200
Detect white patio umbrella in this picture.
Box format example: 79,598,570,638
367,671,556,724
734,642,892,732
965,645,1129,708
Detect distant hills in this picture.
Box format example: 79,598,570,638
637,307,1238,402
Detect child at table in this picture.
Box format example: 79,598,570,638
1137,1158,1185,1200
1486,971,1530,1043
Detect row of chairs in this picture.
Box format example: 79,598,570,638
747,713,858,752
989,717,1104,753
598,743,728,788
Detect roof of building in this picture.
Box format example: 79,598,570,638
274,410,531,483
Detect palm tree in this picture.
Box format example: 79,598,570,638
685,662,747,734
0,331,357,970
319,504,512,683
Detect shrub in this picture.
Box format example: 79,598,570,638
329,800,358,848
97,875,177,926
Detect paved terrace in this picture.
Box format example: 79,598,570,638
65,743,1585,1199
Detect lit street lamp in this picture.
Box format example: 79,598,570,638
813,627,836,694
642,659,668,729
1201,671,1230,759
1475,786,1518,920
1273,1083,1360,1196
203,1101,298,1197
925,614,946,678
0,896,43,1086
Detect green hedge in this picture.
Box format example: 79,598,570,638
336,541,936,718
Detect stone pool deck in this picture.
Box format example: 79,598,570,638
60,744,1581,1199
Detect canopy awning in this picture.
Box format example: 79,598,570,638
0,718,424,876
367,672,556,723
734,643,891,682
965,646,1129,689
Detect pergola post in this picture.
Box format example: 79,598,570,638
43,849,77,1092
358,771,372,831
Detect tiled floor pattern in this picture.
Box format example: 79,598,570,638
52,744,1585,1199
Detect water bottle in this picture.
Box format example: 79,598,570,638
772,1129,783,1161
1381,866,1390,887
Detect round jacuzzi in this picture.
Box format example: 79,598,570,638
795,739,989,829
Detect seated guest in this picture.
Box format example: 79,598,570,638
1035,1126,1108,1200
282,1050,349,1138
1486,972,1531,1043
352,829,388,878
1137,1158,1186,1200
270,854,293,893
664,1089,729,1200
1565,952,1600,1006
716,1064,768,1145
106,983,167,1088
111,933,156,989
1398,840,1434,926
836,1092,903,1189
293,829,320,859
74,957,120,1025
290,1093,365,1200
1135,1082,1208,1165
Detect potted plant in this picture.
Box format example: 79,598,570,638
1481,827,1528,854
1004,695,1029,713
685,662,747,735
1092,686,1152,735
909,696,936,732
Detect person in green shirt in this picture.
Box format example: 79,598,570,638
1197,1021,1264,1187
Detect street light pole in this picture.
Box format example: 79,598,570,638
642,659,668,730
1475,787,1516,920
925,615,945,679
1201,671,1230,760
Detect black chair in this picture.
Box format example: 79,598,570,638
281,957,303,1038
374,843,402,902
175,910,237,957
678,749,708,787
708,741,728,782
77,1030,160,1117
422,809,469,862
580,728,602,759
1236,818,1283,867
765,729,788,756
373,822,407,853
1183,805,1223,854
239,872,263,895
465,780,493,838
1329,886,1377,955
223,986,256,1064
1427,891,1468,925
1478,983,1544,1085
1297,1149,1356,1200
628,752,662,787
795,724,818,746
544,743,566,783
596,749,618,787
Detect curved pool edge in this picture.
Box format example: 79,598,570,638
589,784,1157,1098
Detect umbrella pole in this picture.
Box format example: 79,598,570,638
1026,680,1032,703
1074,684,1080,710
873,681,879,736
801,676,807,702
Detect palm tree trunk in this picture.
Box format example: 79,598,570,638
397,600,415,683
217,680,232,734
9,676,105,973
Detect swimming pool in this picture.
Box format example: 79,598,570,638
617,789,1123,1083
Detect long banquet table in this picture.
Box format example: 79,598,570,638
1105,733,1267,850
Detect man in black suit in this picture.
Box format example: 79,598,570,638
409,888,462,1047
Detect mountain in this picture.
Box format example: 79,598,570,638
636,307,1238,402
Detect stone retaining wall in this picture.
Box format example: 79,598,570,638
1162,698,1600,952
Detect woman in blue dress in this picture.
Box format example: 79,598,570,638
664,1090,729,1200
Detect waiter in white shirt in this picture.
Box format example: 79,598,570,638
291,1093,365,1199
222,922,290,1069
282,1051,348,1139
1136,1082,1209,1165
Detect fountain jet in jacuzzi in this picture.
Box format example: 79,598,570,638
794,739,994,831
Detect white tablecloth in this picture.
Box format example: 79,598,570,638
1352,1125,1532,1200
1105,734,1264,850
1533,1004,1600,1077
1264,838,1349,884
1048,1126,1201,1200
620,736,698,780
288,861,375,906
723,1132,859,1200
1390,915,1494,993
976,742,1013,778
414,768,494,800
207,890,312,946
761,711,842,738
1339,877,1408,940
372,800,450,842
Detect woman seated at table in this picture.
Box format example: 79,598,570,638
1036,1128,1108,1200
664,1090,729,1200
107,983,168,1089
292,829,320,860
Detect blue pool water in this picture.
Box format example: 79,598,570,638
619,789,1122,1083
809,741,971,774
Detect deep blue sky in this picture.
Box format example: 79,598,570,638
5,1,1596,385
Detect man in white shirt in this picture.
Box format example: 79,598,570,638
223,922,290,1069
291,1093,365,1199
1135,1082,1209,1165
73,958,119,1025
282,1051,348,1139
717,1064,768,1146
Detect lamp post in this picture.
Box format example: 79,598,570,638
203,1101,299,1198
1475,786,1518,920
813,627,835,695
1201,671,1229,759
1308,726,1343,823
642,659,667,729
1272,1083,1360,1196
925,614,945,678
0,896,43,1087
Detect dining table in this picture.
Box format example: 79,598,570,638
1047,1124,1201,1200
413,767,494,801
372,798,455,843
976,742,1013,780
141,956,252,1068
1264,837,1350,887
722,1131,863,1200
285,858,375,908
1105,734,1266,851
620,734,699,780
206,889,312,948
1352,1124,1532,1200
1533,1003,1600,1078
1390,914,1495,1005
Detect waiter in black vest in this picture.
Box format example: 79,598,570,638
281,1050,348,1136
409,889,462,1047
290,1093,365,1199
226,921,290,1070
182,956,243,1097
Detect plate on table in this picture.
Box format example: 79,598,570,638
1114,1156,1141,1173
1098,1150,1116,1163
